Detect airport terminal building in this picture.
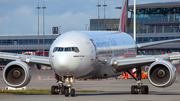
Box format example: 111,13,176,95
91,2,180,55
127,2,180,55
0,34,59,56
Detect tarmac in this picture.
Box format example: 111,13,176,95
0,69,180,101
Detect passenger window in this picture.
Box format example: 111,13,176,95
65,47,71,52
58,47,64,51
53,47,58,52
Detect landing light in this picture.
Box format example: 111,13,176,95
113,61,118,65
66,77,73,82
70,78,73,82
66,78,69,82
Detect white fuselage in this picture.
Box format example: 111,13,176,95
49,31,136,79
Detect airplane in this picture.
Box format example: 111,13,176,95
0,0,180,97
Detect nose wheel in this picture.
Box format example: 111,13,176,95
64,87,75,97
71,89,75,97
64,88,69,97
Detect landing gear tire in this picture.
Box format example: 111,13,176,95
71,89,75,97
61,86,66,94
141,85,149,94
65,88,69,97
131,85,138,94
51,86,59,95
127,68,149,95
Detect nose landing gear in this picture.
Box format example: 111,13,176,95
64,86,75,97
51,74,75,97
64,77,75,97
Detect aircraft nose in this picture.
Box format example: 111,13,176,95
54,53,72,70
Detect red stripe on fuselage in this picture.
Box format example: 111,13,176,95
120,0,127,32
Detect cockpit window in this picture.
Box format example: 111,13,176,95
53,47,58,52
72,47,79,52
53,47,79,53
65,47,71,52
58,47,64,51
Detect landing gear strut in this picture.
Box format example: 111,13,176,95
127,68,149,94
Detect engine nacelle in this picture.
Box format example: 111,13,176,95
3,61,32,88
148,60,176,88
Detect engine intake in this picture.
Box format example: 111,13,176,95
3,61,32,88
148,60,176,88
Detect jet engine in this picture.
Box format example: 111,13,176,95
3,61,32,88
148,60,176,88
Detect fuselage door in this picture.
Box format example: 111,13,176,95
87,41,96,64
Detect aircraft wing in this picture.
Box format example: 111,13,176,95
137,38,180,48
111,53,180,72
0,52,50,65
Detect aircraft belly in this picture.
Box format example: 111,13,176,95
92,65,124,78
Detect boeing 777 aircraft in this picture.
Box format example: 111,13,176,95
1,0,180,97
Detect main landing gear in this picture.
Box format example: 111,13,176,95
51,74,75,97
126,68,149,94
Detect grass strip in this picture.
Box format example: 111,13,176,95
0,89,104,94
0,89,50,94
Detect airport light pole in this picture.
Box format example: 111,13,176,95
59,26,61,35
103,0,107,31
134,0,136,42
97,0,101,31
36,0,41,52
85,24,88,31
42,0,46,56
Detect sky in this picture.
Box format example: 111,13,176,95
0,0,179,35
